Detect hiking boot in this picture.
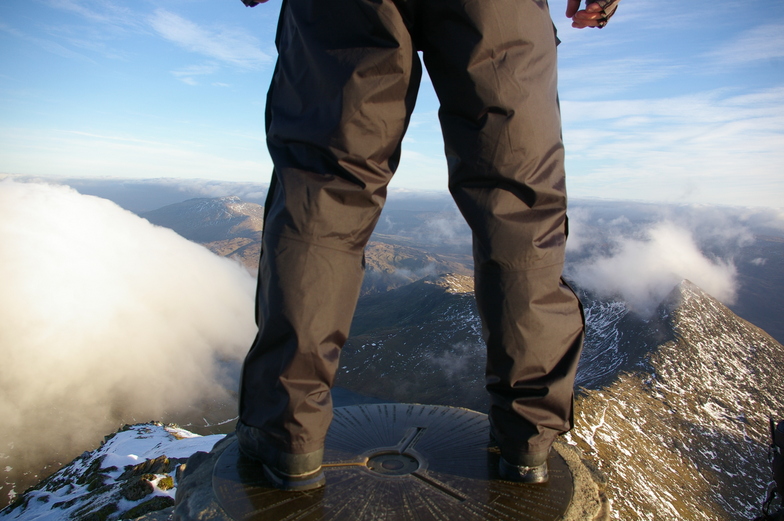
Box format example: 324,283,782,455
499,456,549,484
235,421,326,492
488,421,551,485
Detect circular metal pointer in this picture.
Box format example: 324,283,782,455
213,404,573,520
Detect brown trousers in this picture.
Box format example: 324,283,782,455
239,0,585,464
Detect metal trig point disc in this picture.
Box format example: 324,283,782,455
213,404,573,520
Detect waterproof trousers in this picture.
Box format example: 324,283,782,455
239,0,585,466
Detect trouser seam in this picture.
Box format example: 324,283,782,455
263,230,367,257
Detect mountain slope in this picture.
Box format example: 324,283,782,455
140,196,264,244
339,274,487,410
3,275,779,519
571,281,783,520
340,275,674,410
361,242,472,295
140,196,264,271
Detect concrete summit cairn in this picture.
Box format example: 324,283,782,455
174,404,608,520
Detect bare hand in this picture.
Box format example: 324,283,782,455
566,1,607,29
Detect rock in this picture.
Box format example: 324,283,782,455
121,496,176,520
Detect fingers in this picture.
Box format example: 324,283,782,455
569,2,607,29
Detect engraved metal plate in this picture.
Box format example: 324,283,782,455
213,404,573,520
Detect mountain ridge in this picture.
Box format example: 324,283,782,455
570,280,783,520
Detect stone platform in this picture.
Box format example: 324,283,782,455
174,404,607,520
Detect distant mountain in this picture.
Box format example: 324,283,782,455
361,242,472,294
140,196,473,291
14,176,270,213
140,196,264,271
730,235,784,344
337,276,784,520
140,196,264,244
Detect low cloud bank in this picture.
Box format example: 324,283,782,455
563,201,781,315
0,180,256,500
569,221,737,315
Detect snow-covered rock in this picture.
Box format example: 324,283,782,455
0,423,222,521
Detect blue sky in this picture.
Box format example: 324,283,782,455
1,0,782,207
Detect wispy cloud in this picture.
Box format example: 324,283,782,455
171,62,221,85
9,0,143,64
44,0,140,29
555,0,702,48
0,127,271,182
0,21,94,63
707,22,784,65
559,57,684,99
562,87,784,206
38,1,272,70
149,9,270,70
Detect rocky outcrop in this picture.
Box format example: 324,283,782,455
0,423,221,521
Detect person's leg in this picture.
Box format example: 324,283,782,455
418,0,584,473
238,0,421,486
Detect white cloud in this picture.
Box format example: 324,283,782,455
431,342,482,378
154,178,269,203
417,214,471,246
0,180,256,481
565,201,784,314
569,221,738,314
149,9,270,70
